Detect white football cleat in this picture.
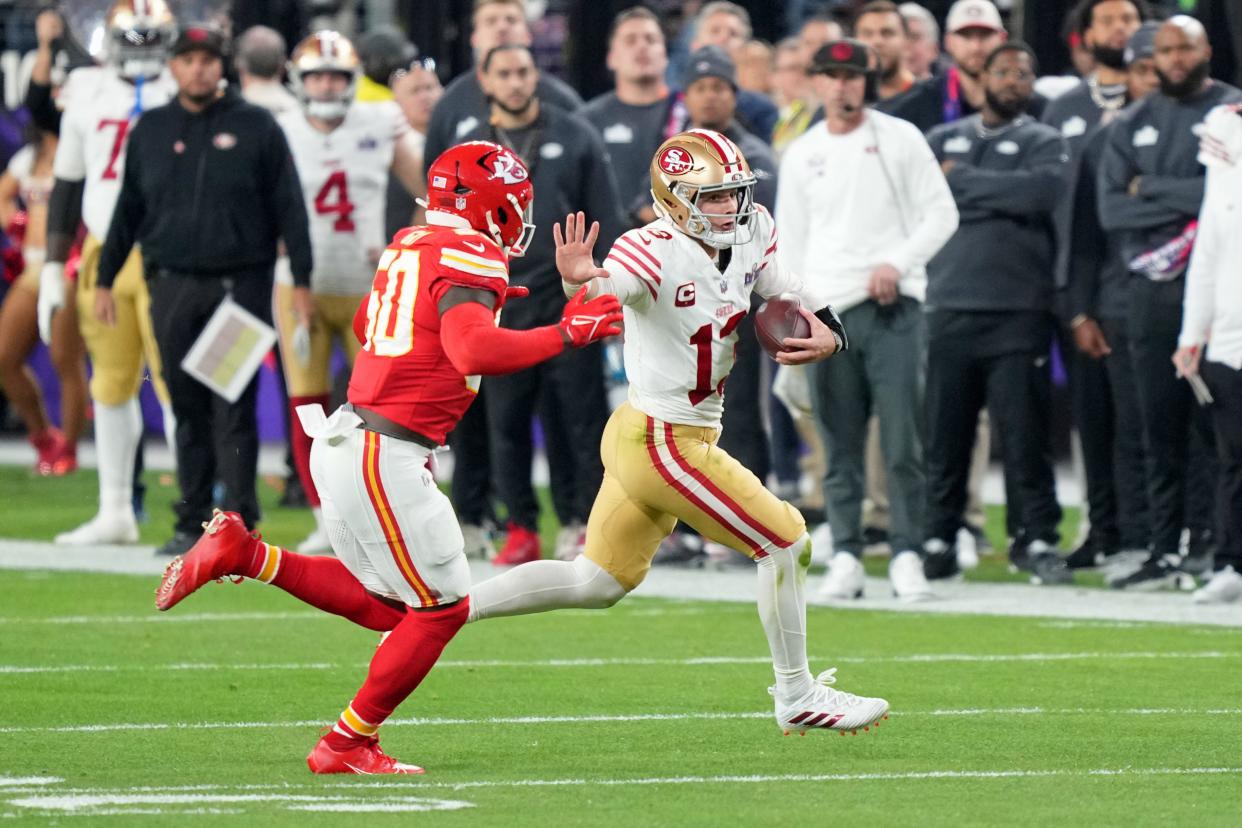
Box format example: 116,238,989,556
817,551,864,599
772,668,890,735
955,526,979,571
889,550,934,602
1193,566,1242,604
55,511,139,545
460,523,494,560
297,524,333,555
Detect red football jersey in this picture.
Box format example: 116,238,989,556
348,224,510,444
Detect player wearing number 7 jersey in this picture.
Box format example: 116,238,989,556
153,140,623,774
468,129,892,736
275,31,427,554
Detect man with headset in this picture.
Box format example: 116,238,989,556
777,40,958,601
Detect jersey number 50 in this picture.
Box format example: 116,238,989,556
363,248,419,357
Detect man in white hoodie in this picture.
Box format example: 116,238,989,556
777,40,958,600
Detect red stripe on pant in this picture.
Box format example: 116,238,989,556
644,416,765,558
289,394,329,507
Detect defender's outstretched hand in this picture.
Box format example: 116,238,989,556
558,287,623,348
554,211,610,285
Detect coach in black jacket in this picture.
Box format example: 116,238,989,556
95,25,313,557
922,43,1069,583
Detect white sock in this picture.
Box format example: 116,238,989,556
94,398,142,516
468,555,627,623
756,535,815,702
160,402,177,467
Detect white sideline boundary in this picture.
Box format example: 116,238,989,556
2,706,1241,736
2,541,1241,626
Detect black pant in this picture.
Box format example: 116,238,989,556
925,310,1062,545
1098,318,1151,550
719,311,770,481
1063,321,1119,547
1127,278,1217,555
448,384,494,526
484,341,608,529
149,272,270,534
1202,360,1242,570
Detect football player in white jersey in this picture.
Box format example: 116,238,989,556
276,31,426,553
40,0,178,545
467,129,892,736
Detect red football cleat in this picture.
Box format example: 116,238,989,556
31,427,67,476
154,509,257,612
50,441,78,476
307,734,425,775
491,522,541,565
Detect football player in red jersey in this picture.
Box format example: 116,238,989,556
151,140,622,775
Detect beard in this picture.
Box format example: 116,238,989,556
1092,44,1127,71
493,95,535,117
984,88,1028,121
1157,60,1211,100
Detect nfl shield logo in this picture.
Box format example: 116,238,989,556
456,196,467,209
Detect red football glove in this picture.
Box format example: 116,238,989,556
558,287,623,348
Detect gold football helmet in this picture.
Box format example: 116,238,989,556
105,0,177,80
289,31,362,121
649,129,758,249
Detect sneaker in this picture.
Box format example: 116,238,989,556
1100,548,1149,583
50,442,78,476
492,522,541,566
922,538,959,580
461,523,495,560
955,526,979,571
30,427,67,476
1008,538,1032,573
154,510,257,611
554,521,586,561
1064,536,1114,569
889,550,933,601
1026,540,1073,586
1109,553,1195,591
1192,566,1242,604
307,733,424,775
808,523,834,566
55,511,140,545
771,668,890,735
651,530,706,567
1182,530,1216,576
817,552,864,600
297,524,333,555
157,531,199,558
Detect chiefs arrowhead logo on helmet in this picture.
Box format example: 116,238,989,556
426,141,536,258
490,151,529,185
658,147,695,176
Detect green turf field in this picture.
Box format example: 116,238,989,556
1,568,1241,825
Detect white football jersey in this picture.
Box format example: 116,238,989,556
597,206,824,427
278,101,409,295
53,66,175,240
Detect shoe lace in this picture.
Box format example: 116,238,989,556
811,668,864,708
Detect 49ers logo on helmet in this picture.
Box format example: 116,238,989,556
658,147,694,175
490,151,529,185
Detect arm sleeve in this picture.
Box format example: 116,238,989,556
265,119,313,286
23,81,60,135
944,132,1067,215
1134,174,1207,217
884,125,959,275
440,300,565,375
96,126,147,289
1097,118,1179,231
1178,167,1221,347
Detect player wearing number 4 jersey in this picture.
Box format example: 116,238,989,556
154,140,622,774
468,129,890,736
275,31,426,554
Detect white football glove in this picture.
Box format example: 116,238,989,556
37,261,66,345
292,322,312,366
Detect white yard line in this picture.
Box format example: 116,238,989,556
3,706,1241,736
0,649,1234,676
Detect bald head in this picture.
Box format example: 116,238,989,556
1154,15,1212,100
235,26,287,80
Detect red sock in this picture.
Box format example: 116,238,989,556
324,599,469,749
289,395,329,507
246,542,407,632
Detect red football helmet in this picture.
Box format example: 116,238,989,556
425,141,536,257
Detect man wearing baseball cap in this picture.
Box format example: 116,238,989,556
94,22,314,556
883,0,1048,133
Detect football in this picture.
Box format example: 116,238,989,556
754,294,811,358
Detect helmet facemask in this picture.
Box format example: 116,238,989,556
110,22,174,80
658,177,758,250
487,193,536,258
296,70,357,121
